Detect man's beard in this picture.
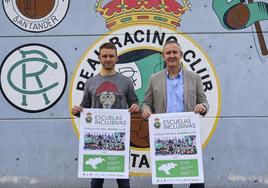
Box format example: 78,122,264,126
102,63,115,70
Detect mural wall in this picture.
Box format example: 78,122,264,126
0,0,268,187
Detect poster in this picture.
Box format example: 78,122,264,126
78,108,130,179
149,112,204,184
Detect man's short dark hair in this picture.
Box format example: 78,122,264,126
99,42,117,55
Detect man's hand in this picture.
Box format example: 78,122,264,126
129,104,140,113
142,108,151,119
194,104,207,115
71,105,83,116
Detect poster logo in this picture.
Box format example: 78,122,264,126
3,0,69,32
86,112,93,123
154,118,161,129
0,44,67,112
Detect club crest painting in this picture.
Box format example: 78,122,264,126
70,0,220,175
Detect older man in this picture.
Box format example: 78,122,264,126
142,40,208,188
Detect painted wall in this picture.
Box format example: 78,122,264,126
0,0,268,187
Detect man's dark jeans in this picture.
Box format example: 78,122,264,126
91,178,130,188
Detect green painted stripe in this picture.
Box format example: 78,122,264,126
121,17,132,22
154,16,168,22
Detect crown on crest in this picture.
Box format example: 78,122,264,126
95,0,191,31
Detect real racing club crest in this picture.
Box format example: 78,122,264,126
154,118,161,129
86,112,93,123
3,0,69,32
70,0,221,175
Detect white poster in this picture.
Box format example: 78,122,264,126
149,112,204,184
78,108,130,179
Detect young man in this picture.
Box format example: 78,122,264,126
142,40,208,188
72,42,140,188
